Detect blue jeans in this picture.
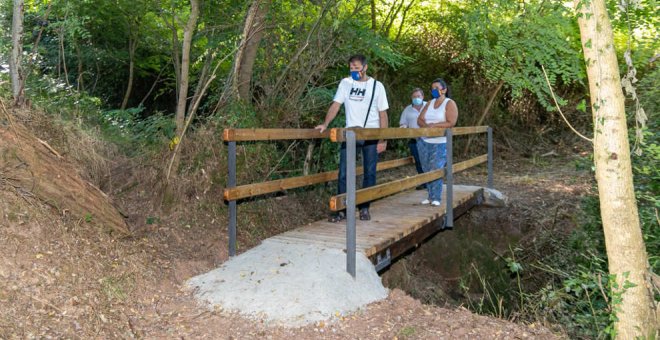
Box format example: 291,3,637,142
408,139,424,175
338,140,378,210
417,139,446,202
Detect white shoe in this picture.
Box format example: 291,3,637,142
421,199,430,205
431,200,441,206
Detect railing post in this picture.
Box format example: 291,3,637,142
487,127,493,189
445,129,453,229
346,130,357,278
228,141,237,257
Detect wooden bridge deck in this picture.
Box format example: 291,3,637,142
271,185,484,268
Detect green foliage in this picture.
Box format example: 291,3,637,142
458,0,585,111
95,107,175,154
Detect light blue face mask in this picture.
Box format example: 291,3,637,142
412,98,423,106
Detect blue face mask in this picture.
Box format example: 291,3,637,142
350,70,361,81
431,89,441,99
412,98,423,106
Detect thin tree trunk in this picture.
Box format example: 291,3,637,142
75,43,84,91
463,80,504,154
169,14,181,100
382,0,404,36
121,36,138,110
234,0,270,102
395,0,415,42
138,67,165,107
18,2,51,103
59,27,69,86
10,0,25,106
303,142,315,176
575,0,658,338
174,0,199,136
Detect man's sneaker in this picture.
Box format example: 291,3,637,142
431,200,441,206
421,199,431,205
359,208,371,221
328,211,346,223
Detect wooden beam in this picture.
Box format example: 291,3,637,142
329,154,488,211
223,157,414,201
223,128,330,141
453,126,489,135
330,126,489,142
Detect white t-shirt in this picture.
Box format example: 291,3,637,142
421,97,452,144
399,102,426,129
333,77,389,128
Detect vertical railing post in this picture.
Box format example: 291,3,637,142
487,127,493,189
345,130,357,278
228,141,237,257
445,129,453,229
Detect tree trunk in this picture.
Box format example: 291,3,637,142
575,1,658,338
174,0,200,137
395,0,415,42
10,0,25,106
121,36,138,110
75,43,84,92
233,0,270,102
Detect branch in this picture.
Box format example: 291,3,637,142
541,64,593,143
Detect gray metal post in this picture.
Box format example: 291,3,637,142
345,130,357,278
228,141,237,257
445,129,453,229
487,127,493,189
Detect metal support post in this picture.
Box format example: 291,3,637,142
345,130,357,278
487,127,493,189
445,129,453,229
228,141,237,257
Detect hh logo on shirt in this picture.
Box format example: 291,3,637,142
349,87,366,101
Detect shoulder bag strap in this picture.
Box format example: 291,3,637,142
363,79,378,128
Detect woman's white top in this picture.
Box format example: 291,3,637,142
421,97,452,144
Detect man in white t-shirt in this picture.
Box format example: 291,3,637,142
315,54,389,222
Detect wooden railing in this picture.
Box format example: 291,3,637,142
223,126,494,277
223,128,419,256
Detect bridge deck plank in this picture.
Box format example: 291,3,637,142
270,185,484,262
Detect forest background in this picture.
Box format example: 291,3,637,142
1,0,658,338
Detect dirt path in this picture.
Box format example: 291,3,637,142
1,154,588,339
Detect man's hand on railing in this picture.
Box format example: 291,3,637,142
377,140,387,153
315,124,327,133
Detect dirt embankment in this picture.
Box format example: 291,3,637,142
1,110,561,338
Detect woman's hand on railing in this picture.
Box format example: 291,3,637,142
315,124,327,133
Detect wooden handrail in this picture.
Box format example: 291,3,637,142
329,154,487,211
223,157,414,201
223,128,329,142
223,126,488,142
330,126,489,142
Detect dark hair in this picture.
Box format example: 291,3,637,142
432,78,451,98
348,54,368,66
412,87,424,96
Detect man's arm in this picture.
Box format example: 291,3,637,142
377,110,388,153
315,101,341,133
399,109,407,128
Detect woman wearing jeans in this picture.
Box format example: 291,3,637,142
416,78,458,206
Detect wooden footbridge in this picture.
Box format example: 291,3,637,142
223,126,493,277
